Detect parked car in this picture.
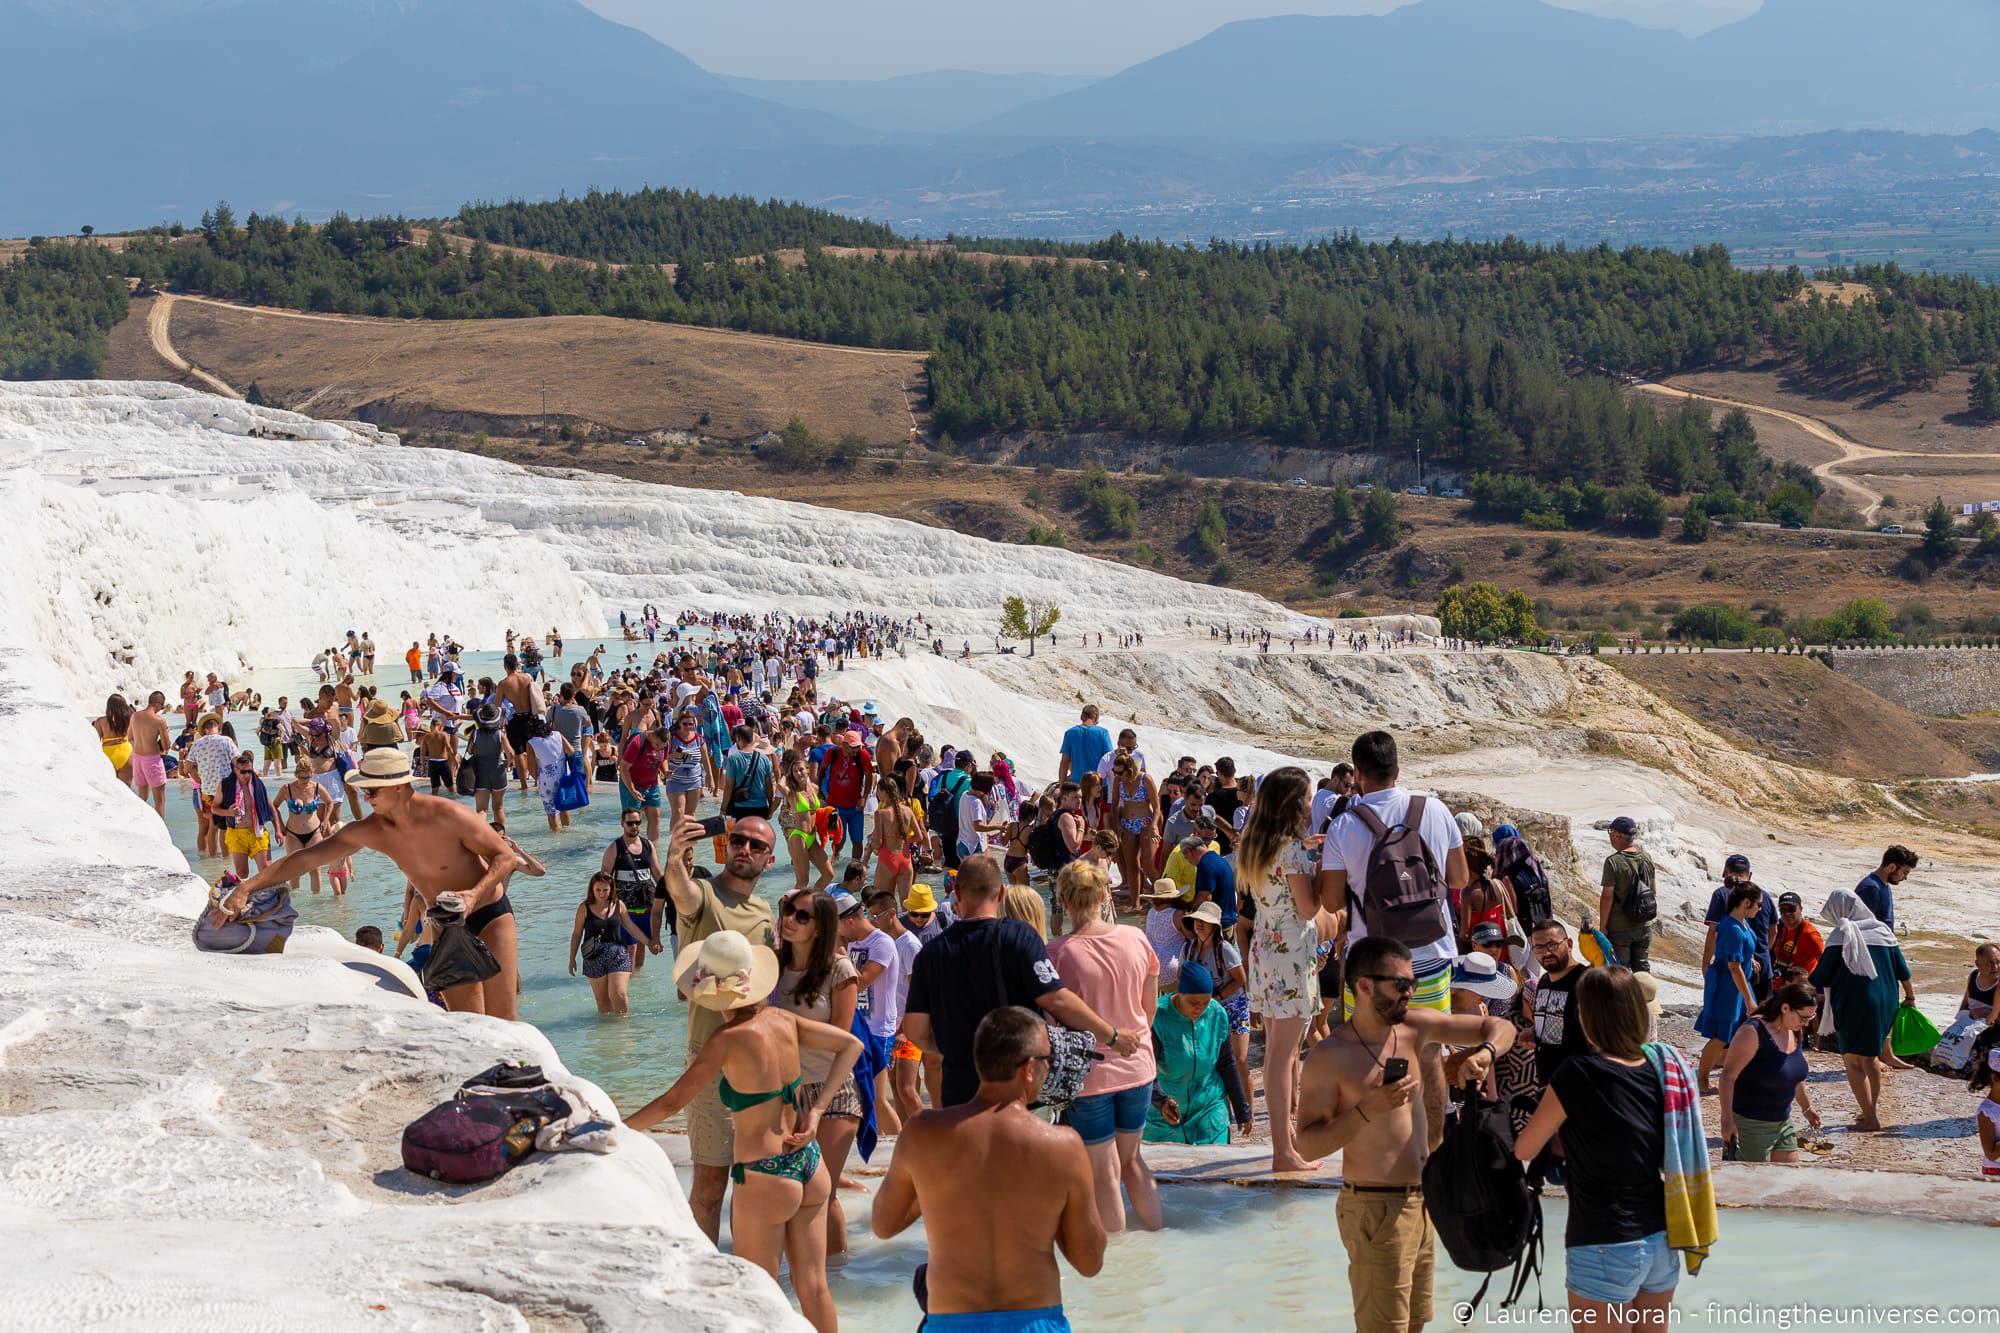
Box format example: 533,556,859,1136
1406,485,1430,496
624,437,647,446
1286,477,1311,487
1879,524,1905,534
1779,518,1806,530
1354,482,1375,492
1439,486,1466,499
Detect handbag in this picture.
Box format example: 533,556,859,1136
987,923,1101,1114
553,752,590,812
455,761,476,796
421,895,502,992
192,875,297,954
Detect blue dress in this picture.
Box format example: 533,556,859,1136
1696,914,1754,1041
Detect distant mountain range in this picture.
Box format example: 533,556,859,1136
6,0,2000,237
715,70,1101,136
979,0,2000,141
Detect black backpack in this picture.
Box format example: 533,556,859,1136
1424,1091,1543,1313
929,770,969,848
1027,813,1075,873
1351,796,1450,947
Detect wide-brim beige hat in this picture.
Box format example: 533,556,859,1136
674,930,780,1012
1142,877,1192,903
1187,900,1225,928
349,747,416,789
1633,972,1663,1015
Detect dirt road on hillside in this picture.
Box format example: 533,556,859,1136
1639,378,2000,525
147,295,240,399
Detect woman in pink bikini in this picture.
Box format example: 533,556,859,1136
870,775,920,900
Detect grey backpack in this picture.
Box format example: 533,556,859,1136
1351,796,1450,947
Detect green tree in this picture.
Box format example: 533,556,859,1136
1192,499,1227,560
1765,482,1818,527
1970,366,2000,422
1805,598,1894,643
1672,603,1755,643
1436,583,1538,642
762,416,822,469
1328,481,1355,531
1361,487,1401,548
998,595,1061,656
1614,483,1668,536
1076,462,1138,538
1923,496,1961,562
1681,505,1711,543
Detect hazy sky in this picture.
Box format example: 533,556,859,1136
582,0,1760,81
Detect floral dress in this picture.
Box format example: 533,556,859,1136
1248,842,1320,1020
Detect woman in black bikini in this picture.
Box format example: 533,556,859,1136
626,930,861,1333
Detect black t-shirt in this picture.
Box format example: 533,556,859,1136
1531,965,1593,1086
904,916,1063,1107
1207,787,1243,824
1550,1054,1667,1247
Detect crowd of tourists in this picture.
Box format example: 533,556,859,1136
90,610,2000,1333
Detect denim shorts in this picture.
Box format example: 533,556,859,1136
1565,1230,1679,1304
1066,1083,1151,1145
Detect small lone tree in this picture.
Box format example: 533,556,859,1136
999,595,1062,656
1923,496,1961,563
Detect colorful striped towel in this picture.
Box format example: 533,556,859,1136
1646,1040,1718,1275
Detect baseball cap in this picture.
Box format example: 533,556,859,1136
1607,816,1639,838
1777,891,1803,910
1724,854,1751,874
1468,921,1508,947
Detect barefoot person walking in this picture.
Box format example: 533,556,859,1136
625,930,861,1333
220,748,532,1019
873,1006,1109,1333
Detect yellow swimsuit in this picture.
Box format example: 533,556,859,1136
101,735,133,771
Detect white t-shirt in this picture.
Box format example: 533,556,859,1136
893,930,923,1013
956,790,989,857
848,927,902,1037
1320,786,1462,964
274,708,298,740
1309,788,1345,836
1096,748,1149,785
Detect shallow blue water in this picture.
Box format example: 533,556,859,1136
157,648,806,1111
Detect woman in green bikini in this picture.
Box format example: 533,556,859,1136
625,929,861,1333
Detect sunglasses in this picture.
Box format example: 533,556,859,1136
1361,973,1416,995
728,832,773,853
784,907,816,924
905,909,933,920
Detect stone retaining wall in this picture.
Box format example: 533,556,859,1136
1824,647,2000,717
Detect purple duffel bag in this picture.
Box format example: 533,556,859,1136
401,1089,570,1183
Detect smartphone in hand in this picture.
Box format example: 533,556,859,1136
1381,1056,1410,1085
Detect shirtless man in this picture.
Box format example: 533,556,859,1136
221,749,542,1019
1294,935,1516,1333
494,652,544,790
873,1005,1106,1332
129,690,173,818
875,716,913,779
333,674,358,727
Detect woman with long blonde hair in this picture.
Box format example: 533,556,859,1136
1236,765,1323,1175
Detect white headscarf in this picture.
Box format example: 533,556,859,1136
1819,888,1897,981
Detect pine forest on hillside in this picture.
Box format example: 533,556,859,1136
10,190,2000,503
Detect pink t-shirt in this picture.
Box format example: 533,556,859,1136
1047,926,1159,1096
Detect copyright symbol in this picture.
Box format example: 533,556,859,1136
1452,1300,1475,1323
